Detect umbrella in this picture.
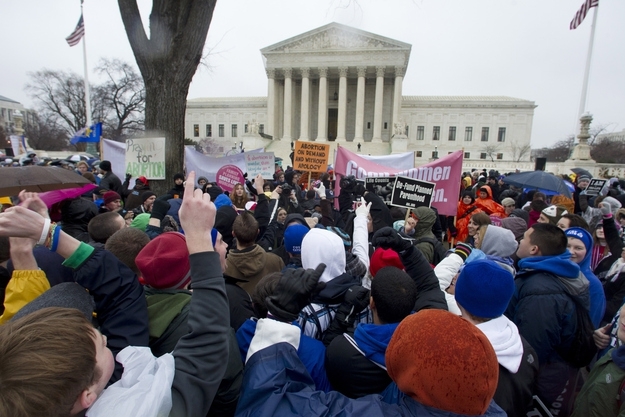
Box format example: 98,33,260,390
571,167,592,179
0,166,91,197
38,183,97,208
66,154,91,162
503,171,572,198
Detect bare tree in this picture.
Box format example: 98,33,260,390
541,136,575,162
23,112,71,151
94,58,145,141
591,138,625,163
587,123,614,146
480,144,500,162
118,0,217,195
510,141,531,162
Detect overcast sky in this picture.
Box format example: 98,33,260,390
2,0,624,148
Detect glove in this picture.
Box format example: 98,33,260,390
372,227,414,253
313,183,326,198
334,285,370,325
125,173,132,181
266,264,327,322
354,182,366,197
151,199,171,221
454,242,473,261
246,179,258,196
600,202,611,218
355,197,371,217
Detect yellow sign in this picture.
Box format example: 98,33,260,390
293,141,330,172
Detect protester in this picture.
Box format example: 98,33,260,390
98,160,124,196
466,212,491,246
475,185,505,218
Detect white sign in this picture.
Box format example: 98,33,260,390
125,137,166,180
245,152,275,179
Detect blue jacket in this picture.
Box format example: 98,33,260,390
236,319,332,392
574,228,607,327
235,343,506,417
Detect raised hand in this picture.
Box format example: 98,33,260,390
179,171,217,254
265,264,327,322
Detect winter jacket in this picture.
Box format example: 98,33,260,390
236,319,332,392
234,321,506,417
0,270,50,324
505,252,588,415
433,253,462,314
572,345,625,417
579,194,622,230
124,183,151,211
225,244,285,294
400,245,449,312
225,276,255,331
412,206,438,264
60,197,98,242
453,200,481,243
475,185,506,218
477,316,539,417
99,171,124,196
325,323,397,398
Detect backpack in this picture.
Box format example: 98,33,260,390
555,291,597,368
414,236,447,266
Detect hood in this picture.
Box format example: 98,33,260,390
604,196,622,215
413,207,436,237
564,227,593,273
510,209,529,226
354,323,399,368
302,228,345,283
476,316,523,373
500,217,527,241
61,198,98,226
284,170,295,185
214,194,233,210
518,251,580,279
612,344,625,371
226,245,269,277
313,272,360,303
480,225,518,258
478,185,494,200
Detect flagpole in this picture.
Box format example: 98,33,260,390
577,5,599,120
81,0,92,129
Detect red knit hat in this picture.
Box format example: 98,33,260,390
137,176,149,186
386,309,499,415
103,191,121,205
135,232,191,289
369,247,403,277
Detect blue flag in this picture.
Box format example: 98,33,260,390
71,122,102,145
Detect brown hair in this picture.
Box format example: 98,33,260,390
230,183,248,209
470,212,491,228
88,212,124,243
474,225,489,250
0,308,100,417
105,227,150,276
232,211,259,246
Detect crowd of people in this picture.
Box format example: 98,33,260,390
1,160,625,417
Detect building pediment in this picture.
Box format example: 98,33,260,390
261,22,411,54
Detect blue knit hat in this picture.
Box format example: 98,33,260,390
284,224,309,254
455,259,515,319
564,227,593,252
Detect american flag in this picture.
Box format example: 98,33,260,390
570,0,599,30
66,15,85,46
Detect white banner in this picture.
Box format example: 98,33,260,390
184,147,264,182
125,137,166,180
102,139,126,178
360,151,414,171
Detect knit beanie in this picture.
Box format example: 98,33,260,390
501,217,527,241
141,191,156,203
99,160,112,172
137,176,149,186
541,205,568,225
501,197,515,207
173,173,185,181
130,213,150,231
214,194,233,210
565,227,593,253
510,208,529,227
370,248,404,277
207,185,224,202
283,224,309,255
386,309,499,415
135,232,191,290
455,259,515,319
103,191,121,205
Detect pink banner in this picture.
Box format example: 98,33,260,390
335,147,463,216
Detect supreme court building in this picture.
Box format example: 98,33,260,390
185,23,537,166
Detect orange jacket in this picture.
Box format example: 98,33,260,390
475,185,506,218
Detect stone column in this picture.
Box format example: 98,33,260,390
299,68,310,140
282,68,292,141
392,66,405,132
316,67,328,141
336,66,348,142
266,69,276,137
372,66,385,143
354,66,366,142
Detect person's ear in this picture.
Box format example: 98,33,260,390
369,296,375,311
72,387,98,415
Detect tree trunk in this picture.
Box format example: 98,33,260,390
118,0,217,196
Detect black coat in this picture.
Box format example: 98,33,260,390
99,172,124,196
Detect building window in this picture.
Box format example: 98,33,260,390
232,124,238,137
416,126,424,140
206,124,212,137
384,122,388,130
432,126,440,141
496,153,504,160
219,124,224,137
465,127,473,141
498,127,506,142
416,151,423,157
367,122,371,129
480,153,487,159
259,124,264,134
193,124,199,137
481,127,489,142
448,126,456,141
464,152,470,159
244,124,248,133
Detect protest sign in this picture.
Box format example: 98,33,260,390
365,176,395,204
391,176,436,209
102,139,126,179
335,147,463,216
245,152,275,179
293,141,330,172
184,147,264,183
125,137,166,179
216,164,245,192
585,178,607,196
